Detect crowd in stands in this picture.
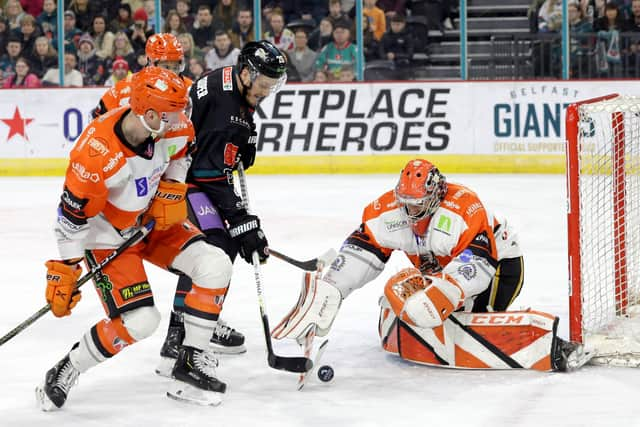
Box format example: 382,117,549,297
0,0,460,87
530,0,640,78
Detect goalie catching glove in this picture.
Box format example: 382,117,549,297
272,271,343,344
145,180,188,231
45,260,82,317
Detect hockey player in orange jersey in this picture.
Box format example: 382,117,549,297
273,159,588,372
92,33,192,117
36,67,230,410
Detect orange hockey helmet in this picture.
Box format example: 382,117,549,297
129,66,188,116
395,159,447,231
145,33,185,72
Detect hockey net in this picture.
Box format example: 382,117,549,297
566,94,640,366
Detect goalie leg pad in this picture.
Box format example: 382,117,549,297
378,299,562,371
272,271,342,342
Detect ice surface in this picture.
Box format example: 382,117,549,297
1,175,640,427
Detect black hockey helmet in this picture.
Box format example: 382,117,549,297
237,40,287,79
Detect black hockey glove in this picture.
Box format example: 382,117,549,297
239,140,257,170
228,214,269,264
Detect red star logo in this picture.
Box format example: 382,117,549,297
1,107,34,142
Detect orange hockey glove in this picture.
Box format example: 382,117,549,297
146,180,188,231
45,260,82,318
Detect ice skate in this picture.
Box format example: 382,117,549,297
156,311,185,378
35,348,80,411
210,319,246,354
552,337,591,372
167,346,226,406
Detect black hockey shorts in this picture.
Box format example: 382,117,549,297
471,256,524,312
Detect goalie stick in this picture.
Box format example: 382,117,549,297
237,163,313,373
0,220,155,347
269,248,337,272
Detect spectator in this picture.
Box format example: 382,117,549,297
37,0,57,39
176,0,195,30
264,9,295,51
5,0,26,31
164,9,187,35
52,11,82,54
361,14,380,61
192,5,215,51
327,0,350,27
337,64,355,81
108,31,136,70
131,48,148,72
315,18,357,79
377,0,407,19
12,14,40,56
0,36,24,83
308,16,334,51
363,0,386,41
185,56,206,79
2,56,41,87
204,29,240,70
110,4,134,33
380,14,413,65
568,0,594,77
143,0,164,32
177,31,204,61
261,2,276,34
538,0,563,32
68,0,94,33
91,15,115,60
629,0,640,30
213,0,238,31
282,0,327,25
30,35,57,78
41,51,83,86
129,8,154,52
287,28,317,81
103,56,131,86
0,17,11,57
20,0,44,17
230,7,255,49
76,33,106,86
594,2,625,76
313,69,328,81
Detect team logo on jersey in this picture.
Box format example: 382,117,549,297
135,177,148,196
434,214,452,235
223,67,233,91
223,142,239,166
457,263,477,281
88,138,109,157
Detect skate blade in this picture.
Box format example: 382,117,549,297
166,382,223,406
208,342,247,354
155,357,176,378
35,385,58,412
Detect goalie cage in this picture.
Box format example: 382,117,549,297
566,93,640,367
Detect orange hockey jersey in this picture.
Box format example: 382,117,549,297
344,183,521,308
55,106,194,260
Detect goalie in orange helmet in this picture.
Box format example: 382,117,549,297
92,33,192,117
36,67,230,410
273,159,589,372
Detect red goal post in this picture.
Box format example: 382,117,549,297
566,93,640,366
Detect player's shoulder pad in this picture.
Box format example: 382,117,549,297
441,183,486,220
363,190,397,222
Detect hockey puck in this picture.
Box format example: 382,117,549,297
317,365,334,382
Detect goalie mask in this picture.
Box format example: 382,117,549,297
395,159,447,235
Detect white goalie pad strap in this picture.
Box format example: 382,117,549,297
272,271,342,341
324,244,386,299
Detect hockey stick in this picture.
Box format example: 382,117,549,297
236,163,312,373
0,220,155,347
269,248,337,272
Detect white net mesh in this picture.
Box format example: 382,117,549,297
576,95,640,365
